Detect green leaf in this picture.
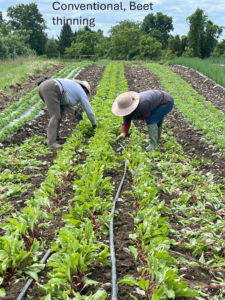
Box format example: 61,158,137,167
0,288,6,297
92,290,107,300
118,275,139,286
129,246,138,260
25,271,38,281
130,294,138,300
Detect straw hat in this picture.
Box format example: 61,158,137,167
74,80,92,101
112,91,140,116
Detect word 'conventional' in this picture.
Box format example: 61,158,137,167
52,2,154,12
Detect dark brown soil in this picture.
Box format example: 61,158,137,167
123,64,221,299
0,63,66,112
2,65,106,300
168,65,225,115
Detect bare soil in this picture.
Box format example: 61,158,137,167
0,63,66,113
168,65,225,115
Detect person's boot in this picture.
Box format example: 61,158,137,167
146,124,158,150
47,127,62,149
158,125,162,143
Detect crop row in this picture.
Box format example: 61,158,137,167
0,135,53,215
0,62,87,142
145,63,225,155
0,62,125,299
38,62,129,299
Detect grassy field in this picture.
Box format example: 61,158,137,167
165,57,225,88
0,55,68,93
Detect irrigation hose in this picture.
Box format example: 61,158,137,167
16,144,126,300
16,248,51,300
110,143,127,300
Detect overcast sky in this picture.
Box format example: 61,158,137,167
1,0,225,39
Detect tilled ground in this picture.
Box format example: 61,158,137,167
2,65,106,300
0,63,66,112
123,64,225,299
167,65,225,115
3,63,225,299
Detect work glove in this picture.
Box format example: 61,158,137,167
74,111,83,121
116,133,126,142
92,124,97,130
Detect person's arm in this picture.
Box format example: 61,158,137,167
116,115,132,141
122,115,132,134
80,93,96,125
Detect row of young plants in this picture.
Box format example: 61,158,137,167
0,63,89,296
118,123,225,298
150,127,225,298
0,62,123,299
0,62,87,141
38,62,127,299
112,123,198,299
145,63,225,155
0,135,54,216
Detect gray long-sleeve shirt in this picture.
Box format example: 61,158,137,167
54,78,96,125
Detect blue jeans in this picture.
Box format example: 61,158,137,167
145,101,174,127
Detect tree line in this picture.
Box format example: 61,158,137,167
0,3,225,61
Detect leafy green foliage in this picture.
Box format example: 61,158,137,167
186,8,223,58
7,3,47,55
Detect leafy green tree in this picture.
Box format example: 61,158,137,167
181,35,188,54
140,35,162,59
213,40,225,56
141,12,174,49
168,35,182,56
201,20,223,57
111,28,140,59
187,8,223,58
108,19,141,37
0,11,11,36
65,31,96,57
0,30,35,60
0,11,4,25
7,3,47,55
57,23,73,55
45,38,59,58
182,47,195,58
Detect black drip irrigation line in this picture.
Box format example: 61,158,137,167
110,143,127,300
16,248,51,300
16,144,126,300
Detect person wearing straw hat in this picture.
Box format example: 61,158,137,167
38,78,96,149
112,90,174,150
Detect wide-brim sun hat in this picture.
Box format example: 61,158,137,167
74,80,92,101
112,91,140,117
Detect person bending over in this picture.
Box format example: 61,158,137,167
112,90,174,150
38,78,96,149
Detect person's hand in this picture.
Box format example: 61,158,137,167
74,111,83,120
116,133,126,142
89,124,97,136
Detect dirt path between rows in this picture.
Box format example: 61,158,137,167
0,63,66,112
168,65,225,114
